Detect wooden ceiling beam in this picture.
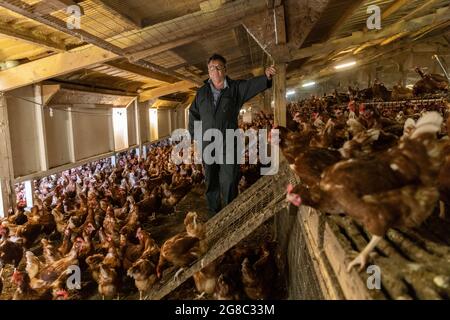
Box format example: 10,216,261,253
125,18,247,62
0,45,117,91
287,33,448,85
105,60,179,84
382,0,410,19
273,4,286,45
139,81,195,102
243,0,330,62
324,0,365,40
0,0,202,86
290,6,450,61
0,23,66,51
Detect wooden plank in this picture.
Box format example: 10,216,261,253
0,0,203,87
0,22,66,51
382,0,409,19
34,85,49,171
106,61,179,83
273,5,286,45
0,94,15,215
243,0,329,61
139,81,194,102
291,6,450,61
400,0,438,21
324,0,365,40
125,21,245,61
300,207,345,299
323,222,373,300
67,107,76,163
42,84,60,106
0,45,118,92
273,62,286,126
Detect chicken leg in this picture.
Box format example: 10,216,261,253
174,268,184,282
195,292,206,300
347,235,382,272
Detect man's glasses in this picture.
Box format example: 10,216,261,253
208,65,226,72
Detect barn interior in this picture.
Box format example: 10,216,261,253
0,0,449,300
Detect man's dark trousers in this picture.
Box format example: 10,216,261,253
204,161,239,217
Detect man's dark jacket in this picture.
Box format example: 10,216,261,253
188,75,272,151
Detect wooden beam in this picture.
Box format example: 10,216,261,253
0,0,202,87
42,84,60,106
34,85,49,171
106,61,179,84
177,67,205,84
243,10,290,62
324,0,364,40
273,5,286,45
49,89,136,107
400,0,439,21
0,21,66,51
0,46,118,92
90,0,142,29
139,81,195,102
382,0,409,19
290,6,450,61
243,0,330,61
67,106,76,163
0,94,15,215
288,39,434,85
125,19,247,61
273,62,286,126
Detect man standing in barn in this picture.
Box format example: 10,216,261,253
188,53,276,217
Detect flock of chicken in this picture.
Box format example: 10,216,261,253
0,113,279,300
348,67,448,102
0,141,208,300
280,92,450,272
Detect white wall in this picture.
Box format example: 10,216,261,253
171,109,179,131
6,86,41,177
45,108,71,168
157,109,171,138
177,106,186,130
72,108,113,160
139,101,150,143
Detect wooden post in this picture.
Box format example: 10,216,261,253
67,107,76,163
34,84,49,171
0,93,15,216
273,62,286,126
263,89,272,113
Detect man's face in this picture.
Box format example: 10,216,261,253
208,59,226,84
